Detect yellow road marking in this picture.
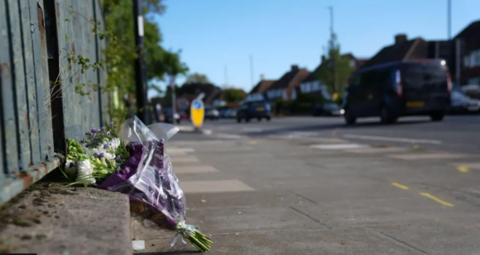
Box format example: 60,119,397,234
392,182,409,190
248,141,257,145
420,193,454,207
457,166,469,173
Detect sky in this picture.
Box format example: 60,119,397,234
149,0,480,98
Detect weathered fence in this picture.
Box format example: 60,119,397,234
0,0,109,204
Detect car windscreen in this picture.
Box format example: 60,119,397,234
324,103,339,110
250,102,268,108
401,62,448,88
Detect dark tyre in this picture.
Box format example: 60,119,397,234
380,106,397,124
237,118,242,123
430,112,444,121
266,116,271,121
245,118,251,123
258,118,262,122
344,109,356,125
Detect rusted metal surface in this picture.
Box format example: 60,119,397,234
0,0,107,205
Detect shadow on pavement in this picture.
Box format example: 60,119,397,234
244,119,432,137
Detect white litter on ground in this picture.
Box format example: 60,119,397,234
132,240,145,250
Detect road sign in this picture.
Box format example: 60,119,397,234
190,99,205,128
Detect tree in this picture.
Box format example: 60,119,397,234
316,33,354,96
101,0,188,95
148,83,164,97
185,73,210,84
222,89,246,103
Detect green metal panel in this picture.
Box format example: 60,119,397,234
29,0,54,161
56,0,76,141
19,0,41,166
0,0,107,205
0,0,20,175
7,0,31,170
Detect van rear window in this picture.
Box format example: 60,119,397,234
401,63,447,87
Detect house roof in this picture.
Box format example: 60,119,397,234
250,79,277,94
455,20,480,39
362,37,428,68
302,64,322,82
205,88,223,105
269,66,308,90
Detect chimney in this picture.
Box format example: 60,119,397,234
395,34,407,44
260,74,265,80
291,65,299,72
321,55,326,63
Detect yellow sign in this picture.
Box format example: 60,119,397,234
190,99,204,127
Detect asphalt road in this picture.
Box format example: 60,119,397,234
175,115,480,155
142,127,480,254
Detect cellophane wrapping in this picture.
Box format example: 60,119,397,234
98,116,185,231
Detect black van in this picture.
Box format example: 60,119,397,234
342,59,452,124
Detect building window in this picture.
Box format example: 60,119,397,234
350,59,356,68
469,77,480,85
464,56,470,67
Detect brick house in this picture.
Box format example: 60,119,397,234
265,65,310,101
247,75,276,101
456,20,480,85
362,34,430,68
300,54,368,99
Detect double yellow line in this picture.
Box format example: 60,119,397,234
391,182,454,207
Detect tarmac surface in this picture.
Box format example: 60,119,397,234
135,115,480,254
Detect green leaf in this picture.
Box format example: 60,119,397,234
65,34,68,43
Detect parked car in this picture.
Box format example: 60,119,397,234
224,109,237,118
312,102,342,116
205,106,220,120
449,90,480,114
178,110,190,120
342,59,452,125
236,101,271,123
163,108,180,124
219,109,229,118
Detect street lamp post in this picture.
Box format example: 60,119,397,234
133,0,149,124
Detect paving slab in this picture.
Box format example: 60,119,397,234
387,153,470,160
180,180,255,193
0,183,131,255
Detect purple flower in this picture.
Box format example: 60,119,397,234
99,153,104,158
85,131,91,135
109,121,114,126
103,144,109,149
101,126,105,130
115,155,120,160
93,153,98,158
106,131,111,135
92,133,96,139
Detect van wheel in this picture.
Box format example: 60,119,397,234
258,118,262,122
237,118,242,123
380,106,397,124
344,109,356,125
266,116,271,121
245,118,251,123
430,112,444,121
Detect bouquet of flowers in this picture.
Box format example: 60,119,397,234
62,116,212,252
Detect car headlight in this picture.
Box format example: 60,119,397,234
340,109,345,115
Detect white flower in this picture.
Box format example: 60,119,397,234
76,159,95,185
110,138,121,150
103,152,115,161
65,159,77,178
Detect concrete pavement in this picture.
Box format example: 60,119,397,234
134,131,480,255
